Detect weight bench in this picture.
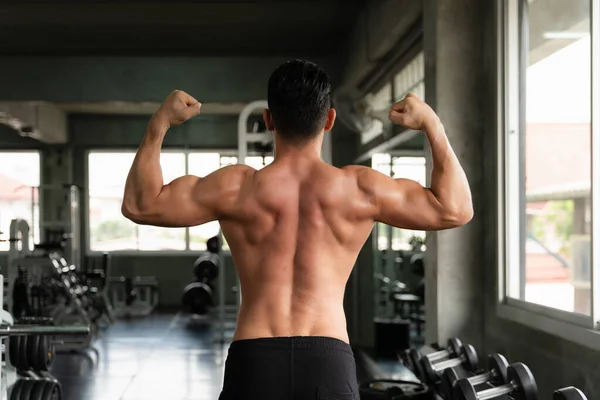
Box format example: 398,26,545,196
109,276,159,318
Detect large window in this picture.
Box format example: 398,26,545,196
501,0,599,338
0,151,41,251
372,153,426,251
88,151,273,252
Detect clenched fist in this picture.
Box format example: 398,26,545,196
153,90,201,129
388,93,438,131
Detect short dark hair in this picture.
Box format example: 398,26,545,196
267,59,332,142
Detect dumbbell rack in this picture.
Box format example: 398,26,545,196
397,339,589,400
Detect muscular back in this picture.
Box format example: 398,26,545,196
122,91,472,344
220,161,375,343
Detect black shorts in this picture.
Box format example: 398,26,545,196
219,336,359,400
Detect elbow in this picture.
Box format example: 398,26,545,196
121,201,148,224
443,203,474,228
121,202,138,222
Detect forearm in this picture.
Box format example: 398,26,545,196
122,117,168,215
424,118,473,217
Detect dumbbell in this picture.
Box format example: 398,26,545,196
405,338,464,378
553,387,587,400
441,354,508,400
453,362,537,400
420,344,478,385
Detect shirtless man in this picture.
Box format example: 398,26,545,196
122,59,472,400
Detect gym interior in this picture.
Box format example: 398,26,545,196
0,1,597,399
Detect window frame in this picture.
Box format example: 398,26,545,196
0,149,43,252
497,0,600,350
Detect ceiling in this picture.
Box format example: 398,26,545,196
0,1,366,56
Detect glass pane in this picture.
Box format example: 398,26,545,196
0,152,40,251
220,156,238,168
392,157,426,184
188,152,220,177
372,153,391,176
245,156,272,170
88,152,186,251
518,4,591,314
391,156,427,251
138,225,186,251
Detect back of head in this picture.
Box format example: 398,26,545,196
267,59,332,143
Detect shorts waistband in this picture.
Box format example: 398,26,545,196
228,336,353,355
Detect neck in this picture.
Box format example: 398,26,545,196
273,133,323,161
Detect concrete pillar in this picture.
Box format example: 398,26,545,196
423,0,486,349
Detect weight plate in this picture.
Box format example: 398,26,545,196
453,378,478,400
182,282,214,315
461,344,479,373
30,380,47,400
507,363,538,400
38,336,53,371
19,379,36,400
19,335,30,370
420,357,437,385
42,381,61,400
10,380,25,400
441,368,460,399
193,254,219,281
401,349,413,370
9,336,21,370
553,387,587,400
407,349,422,377
206,236,220,254
488,353,509,385
27,335,40,371
448,338,463,357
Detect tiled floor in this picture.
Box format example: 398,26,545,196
50,313,231,400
